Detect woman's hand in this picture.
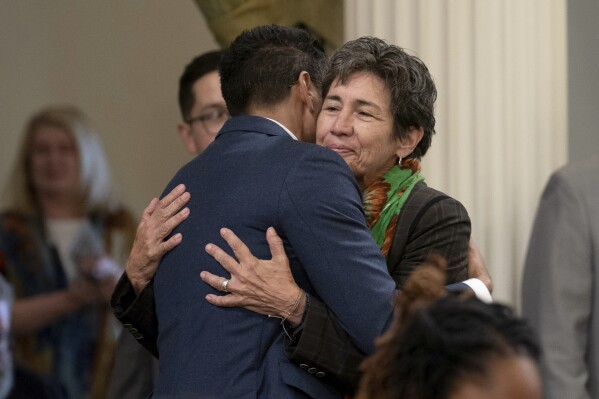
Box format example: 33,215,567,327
201,227,306,326
467,239,493,293
126,184,191,295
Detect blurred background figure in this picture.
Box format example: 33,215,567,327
357,259,541,399
175,50,228,156
0,272,66,399
0,106,136,398
0,276,13,398
522,155,599,399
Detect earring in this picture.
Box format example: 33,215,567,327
398,155,402,166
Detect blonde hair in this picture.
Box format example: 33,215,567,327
3,105,121,216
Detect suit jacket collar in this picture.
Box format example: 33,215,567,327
216,115,294,141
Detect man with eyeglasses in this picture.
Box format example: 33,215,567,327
176,51,230,156
106,50,228,399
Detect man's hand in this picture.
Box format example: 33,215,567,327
467,239,493,293
126,184,191,295
201,227,306,326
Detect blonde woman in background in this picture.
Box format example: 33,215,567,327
0,106,136,398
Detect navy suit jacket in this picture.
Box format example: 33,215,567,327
152,116,396,398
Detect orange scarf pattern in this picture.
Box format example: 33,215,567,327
362,158,421,257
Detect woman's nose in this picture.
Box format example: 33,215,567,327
330,112,353,136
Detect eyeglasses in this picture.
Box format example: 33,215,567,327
186,107,230,133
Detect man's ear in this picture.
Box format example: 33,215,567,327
297,71,317,113
177,123,198,155
396,126,424,158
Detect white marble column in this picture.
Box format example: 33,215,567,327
345,0,568,306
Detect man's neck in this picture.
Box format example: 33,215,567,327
247,100,304,141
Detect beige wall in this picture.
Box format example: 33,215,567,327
0,1,219,217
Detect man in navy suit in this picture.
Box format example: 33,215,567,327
151,25,397,398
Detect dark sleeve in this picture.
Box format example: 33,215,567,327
285,295,366,391
390,196,471,288
279,146,395,354
277,146,396,390
110,273,159,358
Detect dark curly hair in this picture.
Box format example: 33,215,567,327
356,259,541,399
323,37,437,159
219,25,327,116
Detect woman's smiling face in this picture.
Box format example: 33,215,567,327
316,71,401,189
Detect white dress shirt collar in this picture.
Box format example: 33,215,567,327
265,117,298,141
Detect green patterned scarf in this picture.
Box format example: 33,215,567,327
366,164,424,249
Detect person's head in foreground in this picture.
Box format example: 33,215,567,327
356,257,541,399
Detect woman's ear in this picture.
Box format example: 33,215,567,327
396,126,424,158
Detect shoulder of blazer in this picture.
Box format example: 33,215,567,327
386,181,450,275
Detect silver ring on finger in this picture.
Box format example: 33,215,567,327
220,278,230,293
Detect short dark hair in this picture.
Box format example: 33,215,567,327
385,297,540,399
178,50,224,120
357,262,541,399
323,37,437,159
219,25,327,116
